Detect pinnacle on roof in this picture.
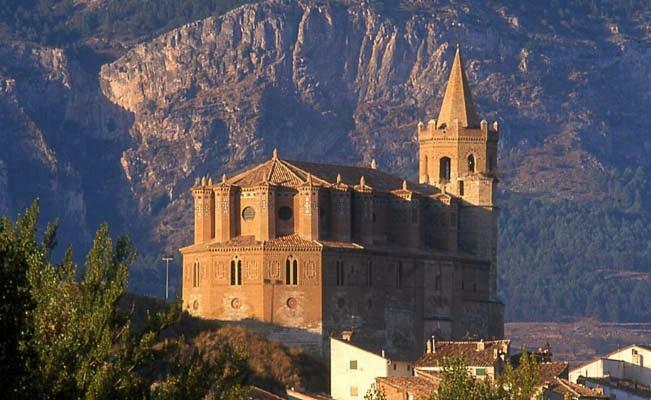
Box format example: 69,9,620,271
436,47,480,129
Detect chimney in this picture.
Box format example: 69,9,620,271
477,339,485,352
341,330,353,342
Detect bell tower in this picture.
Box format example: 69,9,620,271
418,46,500,301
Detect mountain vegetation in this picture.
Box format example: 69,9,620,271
1,0,650,323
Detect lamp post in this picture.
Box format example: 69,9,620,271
162,256,173,301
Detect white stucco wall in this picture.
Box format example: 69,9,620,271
330,338,412,400
569,346,651,385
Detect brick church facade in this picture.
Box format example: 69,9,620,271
180,48,503,357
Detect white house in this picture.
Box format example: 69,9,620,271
569,344,651,386
330,333,413,400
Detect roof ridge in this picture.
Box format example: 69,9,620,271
227,159,272,184
280,159,331,186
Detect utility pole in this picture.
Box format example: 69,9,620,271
162,256,174,301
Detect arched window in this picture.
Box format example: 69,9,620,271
285,257,298,285
193,260,200,288
230,257,242,286
439,157,451,181
336,260,345,287
467,154,475,173
423,155,429,179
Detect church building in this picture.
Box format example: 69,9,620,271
180,48,503,357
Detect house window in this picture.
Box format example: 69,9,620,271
230,258,242,286
193,260,200,287
349,360,358,370
476,368,487,376
393,364,397,370
285,257,298,285
440,157,451,181
459,180,464,196
468,154,475,173
350,386,359,397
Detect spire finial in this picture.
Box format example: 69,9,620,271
436,45,480,129
402,180,408,191
371,159,377,170
222,173,227,184
208,177,213,186
336,173,342,185
272,147,278,160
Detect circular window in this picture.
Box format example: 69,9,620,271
242,207,255,220
231,298,241,309
278,206,293,221
287,297,298,309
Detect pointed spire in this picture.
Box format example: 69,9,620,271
360,176,366,187
402,180,408,191
221,173,227,184
436,46,480,129
371,159,377,170
336,173,342,185
201,176,206,186
208,177,213,186
272,147,278,160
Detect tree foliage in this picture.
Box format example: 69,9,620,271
0,201,249,399
432,355,542,400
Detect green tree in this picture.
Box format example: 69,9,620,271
497,352,542,400
0,201,249,399
434,356,501,400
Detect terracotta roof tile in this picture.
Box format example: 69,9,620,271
376,376,439,398
225,157,440,196
539,362,569,385
415,340,510,368
548,378,609,399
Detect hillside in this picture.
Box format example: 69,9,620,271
1,0,651,321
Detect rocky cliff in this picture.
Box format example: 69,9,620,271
2,0,651,317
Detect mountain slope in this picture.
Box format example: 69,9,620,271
2,0,651,319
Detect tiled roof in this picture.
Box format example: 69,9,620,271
539,362,569,385
206,234,322,250
547,378,608,399
247,386,286,399
415,340,510,368
225,157,440,196
376,376,439,398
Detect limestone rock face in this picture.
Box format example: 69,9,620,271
3,0,651,256
99,0,651,251
0,41,134,250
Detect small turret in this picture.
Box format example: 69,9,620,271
371,159,377,170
